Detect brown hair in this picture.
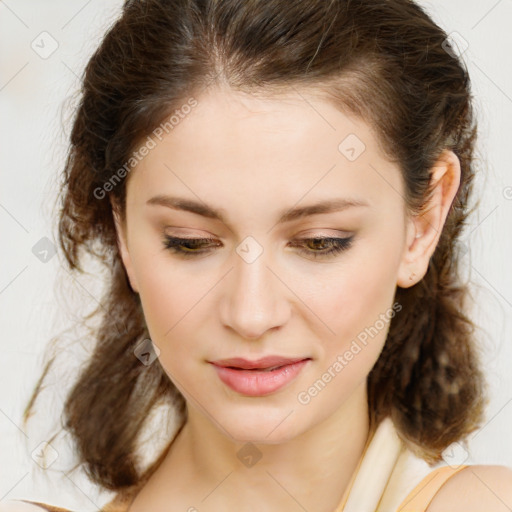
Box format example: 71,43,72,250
23,0,486,492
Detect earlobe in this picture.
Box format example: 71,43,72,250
396,150,461,288
110,197,139,294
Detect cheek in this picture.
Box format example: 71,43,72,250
308,249,400,336
137,271,203,387
132,251,223,390
130,245,197,345
294,252,401,414
298,234,403,376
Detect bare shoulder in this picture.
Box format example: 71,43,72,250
427,465,512,512
0,501,48,511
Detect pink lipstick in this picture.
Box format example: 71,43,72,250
209,356,311,396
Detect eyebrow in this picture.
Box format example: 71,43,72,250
146,195,369,228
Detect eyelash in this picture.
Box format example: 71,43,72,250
162,235,354,259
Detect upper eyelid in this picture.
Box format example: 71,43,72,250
162,228,353,239
164,234,352,240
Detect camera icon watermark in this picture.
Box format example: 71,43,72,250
338,134,366,162
442,31,469,59
31,31,59,59
236,236,263,264
237,442,262,468
442,441,469,469
457,240,469,258
31,441,59,469
32,236,57,263
134,338,160,366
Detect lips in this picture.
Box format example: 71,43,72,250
210,356,310,370
209,356,312,396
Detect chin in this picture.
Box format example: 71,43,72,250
213,403,309,445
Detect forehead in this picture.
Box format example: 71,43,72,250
157,85,377,155
126,86,403,217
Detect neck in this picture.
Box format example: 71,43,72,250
149,381,371,512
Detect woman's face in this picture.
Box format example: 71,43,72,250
113,86,416,443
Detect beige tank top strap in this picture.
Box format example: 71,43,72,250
17,500,74,511
395,465,468,512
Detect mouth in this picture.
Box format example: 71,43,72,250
210,355,310,370
209,357,312,396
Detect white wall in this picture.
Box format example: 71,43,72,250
1,0,511,509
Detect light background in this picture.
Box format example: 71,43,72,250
1,0,511,509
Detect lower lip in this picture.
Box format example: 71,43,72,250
211,359,310,396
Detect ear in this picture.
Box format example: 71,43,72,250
397,150,461,288
110,197,140,293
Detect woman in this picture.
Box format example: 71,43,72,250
6,0,512,510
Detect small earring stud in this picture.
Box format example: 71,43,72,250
409,271,416,281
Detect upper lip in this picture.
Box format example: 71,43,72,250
209,356,310,370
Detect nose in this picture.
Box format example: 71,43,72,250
219,251,290,340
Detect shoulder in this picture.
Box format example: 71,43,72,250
427,465,512,512
0,500,71,512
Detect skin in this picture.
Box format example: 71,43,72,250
111,84,464,511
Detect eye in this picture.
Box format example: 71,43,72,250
162,235,354,259
288,236,354,258
162,236,221,257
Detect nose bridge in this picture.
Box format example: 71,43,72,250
221,241,289,339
